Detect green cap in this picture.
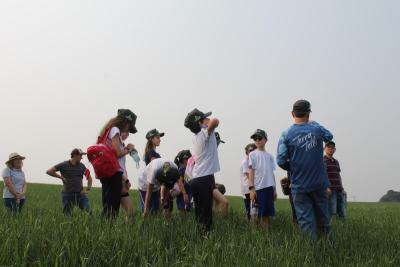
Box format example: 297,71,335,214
245,143,257,154
184,108,212,133
155,162,179,189
117,109,138,134
250,129,268,140
146,129,165,140
174,150,192,165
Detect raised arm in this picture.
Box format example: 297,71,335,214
207,118,219,135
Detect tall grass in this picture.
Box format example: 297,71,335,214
0,183,399,266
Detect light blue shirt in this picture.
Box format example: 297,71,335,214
2,167,26,199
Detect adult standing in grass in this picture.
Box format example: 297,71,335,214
144,129,164,166
184,109,220,231
2,153,27,215
241,143,257,220
324,141,345,221
47,148,93,215
277,100,333,240
248,129,277,229
99,109,137,219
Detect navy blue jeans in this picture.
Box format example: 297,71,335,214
292,188,331,240
62,192,91,215
328,190,345,220
4,198,25,215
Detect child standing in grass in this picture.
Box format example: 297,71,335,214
277,100,333,240
184,108,220,231
241,143,257,220
248,129,277,229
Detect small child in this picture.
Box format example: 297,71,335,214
241,143,257,220
248,129,277,229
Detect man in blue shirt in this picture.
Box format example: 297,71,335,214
277,100,333,240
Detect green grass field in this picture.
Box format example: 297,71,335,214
0,183,399,267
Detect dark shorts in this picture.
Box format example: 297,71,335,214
256,186,275,217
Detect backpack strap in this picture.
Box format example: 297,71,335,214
97,127,113,145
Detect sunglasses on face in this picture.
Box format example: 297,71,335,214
254,137,263,141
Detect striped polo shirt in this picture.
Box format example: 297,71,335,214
324,155,343,191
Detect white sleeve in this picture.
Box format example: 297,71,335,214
242,161,249,174
248,153,255,169
270,155,276,171
109,127,120,140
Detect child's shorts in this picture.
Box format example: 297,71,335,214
256,186,275,217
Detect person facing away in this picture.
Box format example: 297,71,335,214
324,141,345,221
184,108,220,232
2,153,27,215
47,148,93,215
248,129,277,229
277,99,333,240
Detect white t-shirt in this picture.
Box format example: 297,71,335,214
248,150,276,191
240,158,250,196
138,158,177,191
191,129,220,179
108,127,125,173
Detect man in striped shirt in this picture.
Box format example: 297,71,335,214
324,141,345,220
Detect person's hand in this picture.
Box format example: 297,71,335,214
86,186,92,192
126,181,132,190
250,189,257,204
327,188,332,196
60,177,67,184
142,210,149,219
126,143,135,152
183,193,190,204
273,191,278,201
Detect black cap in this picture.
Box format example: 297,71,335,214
117,109,138,134
215,183,226,195
245,143,257,154
155,162,180,189
215,132,225,145
250,129,268,140
146,129,165,140
174,150,192,165
71,148,87,158
325,141,336,147
184,109,212,133
292,100,311,114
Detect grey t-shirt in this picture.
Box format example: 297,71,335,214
2,167,26,199
54,161,86,193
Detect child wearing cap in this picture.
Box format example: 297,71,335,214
241,143,257,220
324,141,345,221
248,129,277,229
184,108,220,231
141,158,180,217
174,150,193,213
277,100,333,240
144,129,164,166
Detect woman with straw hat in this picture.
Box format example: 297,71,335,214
2,153,27,214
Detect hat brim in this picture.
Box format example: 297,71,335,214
6,156,26,164
129,125,138,134
219,140,225,144
159,133,165,137
251,134,262,140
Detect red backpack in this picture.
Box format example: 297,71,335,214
87,128,120,179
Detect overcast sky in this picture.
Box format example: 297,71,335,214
0,0,399,202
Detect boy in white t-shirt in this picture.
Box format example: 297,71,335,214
241,143,257,220
248,129,277,229
184,108,220,231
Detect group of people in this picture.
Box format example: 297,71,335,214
2,99,345,240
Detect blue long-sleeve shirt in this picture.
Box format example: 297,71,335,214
277,121,333,194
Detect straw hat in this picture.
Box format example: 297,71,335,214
6,152,26,166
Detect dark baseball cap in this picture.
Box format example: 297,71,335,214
174,150,192,165
155,163,180,189
71,148,87,158
245,143,257,154
146,129,165,140
325,141,336,147
117,109,138,134
184,108,212,133
215,132,225,145
292,100,311,114
250,129,268,140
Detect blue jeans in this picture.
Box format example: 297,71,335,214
62,192,91,215
4,198,25,215
292,188,331,240
139,190,161,213
329,190,345,220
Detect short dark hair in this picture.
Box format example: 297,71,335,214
293,111,310,118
